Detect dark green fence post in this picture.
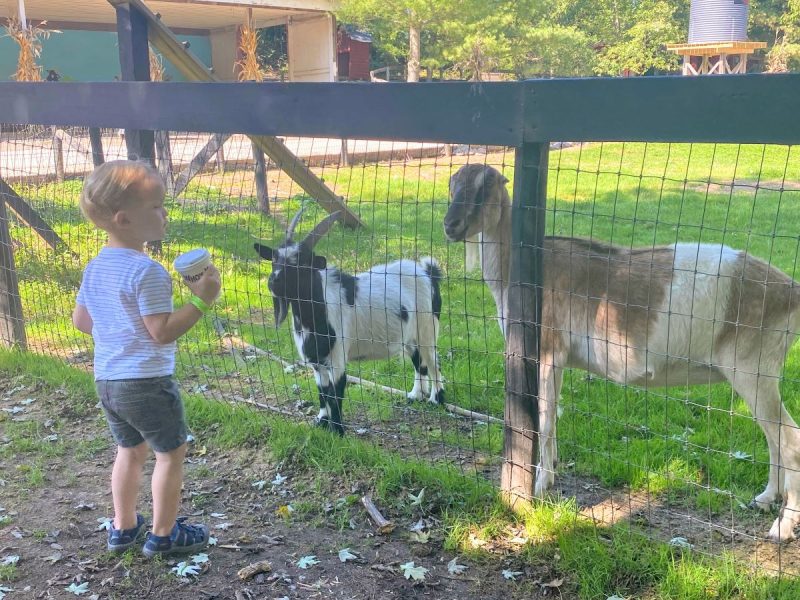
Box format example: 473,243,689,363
88,127,105,166
115,2,155,165
0,194,27,350
502,140,547,508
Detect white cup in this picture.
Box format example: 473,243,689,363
173,248,211,282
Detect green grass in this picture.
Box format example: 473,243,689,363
14,143,800,499
6,142,800,595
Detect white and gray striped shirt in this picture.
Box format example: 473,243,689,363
76,247,175,380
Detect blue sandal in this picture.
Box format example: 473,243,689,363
142,517,209,558
107,513,146,553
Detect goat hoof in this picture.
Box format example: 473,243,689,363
767,514,797,543
434,389,445,405
748,498,777,512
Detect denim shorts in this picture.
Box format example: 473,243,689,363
96,376,188,453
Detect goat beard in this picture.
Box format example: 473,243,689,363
273,296,289,328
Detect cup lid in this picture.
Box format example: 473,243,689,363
173,248,210,270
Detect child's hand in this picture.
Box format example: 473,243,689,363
186,264,221,305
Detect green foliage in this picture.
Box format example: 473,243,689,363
255,26,288,78
337,0,800,78
594,1,686,75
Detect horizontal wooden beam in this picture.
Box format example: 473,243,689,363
2,74,800,144
0,80,523,145
520,74,800,144
0,18,210,35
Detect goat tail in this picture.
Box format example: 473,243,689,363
419,257,442,321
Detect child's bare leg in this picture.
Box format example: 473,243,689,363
151,443,187,536
112,442,149,530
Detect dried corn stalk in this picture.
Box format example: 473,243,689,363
236,21,266,82
149,48,166,81
3,18,56,82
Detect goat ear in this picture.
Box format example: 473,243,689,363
273,297,289,328
311,255,327,270
254,243,274,261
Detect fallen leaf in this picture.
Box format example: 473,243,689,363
447,557,468,575
668,537,694,549
42,553,62,565
210,512,227,519
272,473,288,486
172,562,202,577
65,582,90,596
400,561,428,581
731,451,752,460
0,556,19,566
541,577,563,588
502,569,523,581
338,548,358,563
252,480,267,491
96,518,112,531
407,489,425,507
208,536,218,546
275,505,294,519
409,530,430,544
297,555,319,569
190,553,210,564
0,586,12,600
214,522,232,530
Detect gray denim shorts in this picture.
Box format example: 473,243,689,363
96,376,188,453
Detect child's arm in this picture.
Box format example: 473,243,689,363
72,304,93,335
142,265,221,345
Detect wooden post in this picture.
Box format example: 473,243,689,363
340,139,350,167
0,194,27,349
501,141,547,509
251,140,269,215
216,140,226,174
88,127,105,166
173,133,231,197
52,130,64,182
154,130,175,195
115,2,155,165
0,178,71,253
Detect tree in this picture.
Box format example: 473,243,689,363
594,0,687,75
337,0,464,81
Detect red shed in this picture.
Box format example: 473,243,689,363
337,26,372,81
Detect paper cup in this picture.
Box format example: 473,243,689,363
173,248,211,282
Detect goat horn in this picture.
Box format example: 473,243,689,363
285,206,306,241
301,211,342,250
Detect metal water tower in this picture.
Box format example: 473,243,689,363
689,0,749,44
667,0,765,75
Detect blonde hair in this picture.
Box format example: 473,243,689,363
79,160,163,225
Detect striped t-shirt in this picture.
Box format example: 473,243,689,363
76,247,175,380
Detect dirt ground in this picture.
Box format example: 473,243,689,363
0,371,559,600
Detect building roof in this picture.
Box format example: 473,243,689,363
1,0,336,34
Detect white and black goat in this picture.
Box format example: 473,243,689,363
255,210,445,435
444,163,800,542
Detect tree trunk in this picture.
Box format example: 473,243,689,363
407,24,420,82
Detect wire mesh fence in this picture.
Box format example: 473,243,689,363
3,86,800,576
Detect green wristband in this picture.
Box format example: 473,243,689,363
188,295,212,314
